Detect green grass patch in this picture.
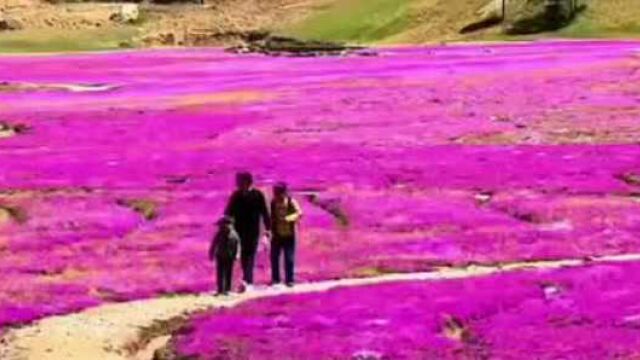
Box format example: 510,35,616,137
0,27,139,53
476,11,640,42
558,16,640,39
284,0,417,44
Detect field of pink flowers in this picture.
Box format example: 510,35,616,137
172,261,640,360
1,40,640,328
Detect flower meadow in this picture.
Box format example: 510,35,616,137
172,261,640,360
1,40,640,329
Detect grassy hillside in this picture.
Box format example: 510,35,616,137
282,0,504,44
283,0,640,44
0,28,138,53
0,0,638,53
559,0,640,38
283,0,420,43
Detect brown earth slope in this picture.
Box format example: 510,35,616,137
0,0,638,50
388,0,498,43
139,0,335,46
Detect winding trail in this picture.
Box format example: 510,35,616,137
3,253,640,360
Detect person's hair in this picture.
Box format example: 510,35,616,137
273,181,288,195
217,215,234,226
236,172,253,186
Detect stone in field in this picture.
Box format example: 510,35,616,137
110,4,139,24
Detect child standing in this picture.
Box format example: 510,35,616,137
209,216,240,295
270,182,303,287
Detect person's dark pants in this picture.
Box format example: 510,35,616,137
216,256,234,294
271,236,296,285
239,232,259,285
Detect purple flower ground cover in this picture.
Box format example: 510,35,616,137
172,261,640,360
1,41,640,327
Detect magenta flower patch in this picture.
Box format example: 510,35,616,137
1,40,640,328
172,262,640,359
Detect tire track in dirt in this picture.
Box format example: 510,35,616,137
2,252,640,360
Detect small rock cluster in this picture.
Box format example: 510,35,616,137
0,11,22,31
505,0,586,34
461,0,587,35
226,32,372,57
109,4,140,24
0,121,30,138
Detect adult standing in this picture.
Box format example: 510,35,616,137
270,182,303,287
224,172,271,290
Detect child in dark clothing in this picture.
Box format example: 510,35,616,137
209,216,241,296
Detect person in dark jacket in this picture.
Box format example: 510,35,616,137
270,182,303,287
224,172,271,290
209,216,240,296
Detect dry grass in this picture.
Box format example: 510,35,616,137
559,0,640,38
0,0,637,51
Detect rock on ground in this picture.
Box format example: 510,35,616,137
0,15,22,31
110,4,140,24
504,0,584,34
460,0,504,34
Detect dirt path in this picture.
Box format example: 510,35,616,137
2,252,640,360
